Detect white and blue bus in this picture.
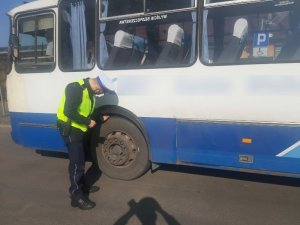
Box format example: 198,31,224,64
6,0,300,180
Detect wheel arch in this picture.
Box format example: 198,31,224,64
93,105,151,159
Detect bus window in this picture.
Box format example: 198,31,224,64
146,0,195,13
59,0,96,71
99,11,197,69
18,17,35,64
102,0,143,18
201,1,300,65
101,0,195,17
17,13,55,72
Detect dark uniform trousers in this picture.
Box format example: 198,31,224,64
60,127,88,200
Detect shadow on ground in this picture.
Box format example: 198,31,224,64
114,197,181,225
157,164,300,187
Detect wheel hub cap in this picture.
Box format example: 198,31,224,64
103,131,136,167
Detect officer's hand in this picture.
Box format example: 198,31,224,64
102,115,110,122
88,120,97,128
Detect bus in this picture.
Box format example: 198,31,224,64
6,0,300,180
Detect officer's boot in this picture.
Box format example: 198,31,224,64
71,195,96,210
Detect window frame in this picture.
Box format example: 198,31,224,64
15,10,56,73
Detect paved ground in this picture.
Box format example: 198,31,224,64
1,115,300,225
0,100,9,128
0,114,10,127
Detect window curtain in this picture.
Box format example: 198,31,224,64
190,10,197,63
70,1,87,70
202,10,209,63
99,0,109,67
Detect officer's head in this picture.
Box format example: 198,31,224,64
89,73,115,95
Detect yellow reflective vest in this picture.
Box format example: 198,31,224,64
57,80,95,132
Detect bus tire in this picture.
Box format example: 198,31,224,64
94,116,150,180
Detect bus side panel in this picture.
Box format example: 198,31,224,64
141,117,177,164
177,121,300,174
10,112,66,152
10,112,300,176
9,112,178,163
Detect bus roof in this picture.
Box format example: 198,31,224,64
8,0,59,17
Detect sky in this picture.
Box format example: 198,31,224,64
0,0,33,48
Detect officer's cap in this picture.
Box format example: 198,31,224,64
97,73,116,92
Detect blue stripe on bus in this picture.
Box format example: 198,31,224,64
174,120,300,174
9,112,300,175
10,112,66,152
141,117,177,163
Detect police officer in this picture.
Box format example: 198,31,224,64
57,74,115,210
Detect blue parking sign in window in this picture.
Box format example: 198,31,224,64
253,32,269,47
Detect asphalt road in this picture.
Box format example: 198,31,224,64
1,126,300,225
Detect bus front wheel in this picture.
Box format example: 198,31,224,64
94,116,150,180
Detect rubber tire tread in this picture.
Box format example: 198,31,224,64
95,116,150,180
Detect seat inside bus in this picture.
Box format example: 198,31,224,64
105,30,145,68
155,24,184,66
217,18,248,63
